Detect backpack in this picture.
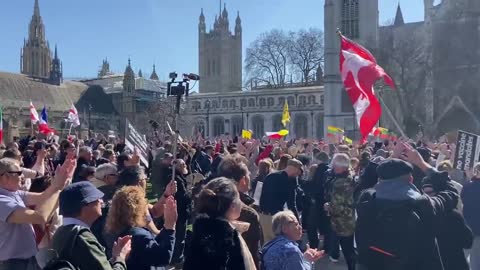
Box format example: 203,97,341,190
356,194,424,270
43,225,89,270
327,175,356,237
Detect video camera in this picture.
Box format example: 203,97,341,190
166,72,200,97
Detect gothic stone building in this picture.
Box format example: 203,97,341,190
324,0,480,137
183,5,327,139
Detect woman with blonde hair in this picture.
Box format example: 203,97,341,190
106,186,178,270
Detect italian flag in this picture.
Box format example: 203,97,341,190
0,105,3,144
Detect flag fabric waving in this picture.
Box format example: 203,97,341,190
0,105,3,144
339,34,395,142
39,106,54,135
30,101,39,124
327,126,344,137
281,100,290,127
67,104,80,127
242,129,252,139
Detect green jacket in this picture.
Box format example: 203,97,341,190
51,224,126,270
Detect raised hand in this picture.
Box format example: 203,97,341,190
112,235,132,260
51,157,76,190
163,180,177,197
163,196,178,230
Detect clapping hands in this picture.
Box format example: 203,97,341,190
303,245,325,263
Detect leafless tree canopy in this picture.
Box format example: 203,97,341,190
245,28,324,89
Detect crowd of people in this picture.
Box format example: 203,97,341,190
0,132,479,270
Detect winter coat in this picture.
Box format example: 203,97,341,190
184,214,255,270
461,179,480,236
239,192,263,269
356,169,459,270
436,209,473,270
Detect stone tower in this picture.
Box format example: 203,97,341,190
49,45,63,85
98,58,111,78
198,3,242,93
323,0,379,136
150,64,159,80
122,59,136,122
21,0,52,78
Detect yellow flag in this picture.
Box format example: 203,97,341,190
281,100,290,127
242,129,252,139
343,136,353,145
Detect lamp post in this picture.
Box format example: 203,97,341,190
205,100,210,138
88,104,92,139
311,111,315,138
240,102,244,130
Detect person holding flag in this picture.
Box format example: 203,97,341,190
39,106,54,135
30,101,39,124
67,104,81,127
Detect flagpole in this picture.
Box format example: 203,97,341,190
30,121,34,137
68,123,73,137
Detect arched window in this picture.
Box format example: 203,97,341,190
240,98,247,108
299,96,307,106
308,95,316,105
341,0,360,39
230,99,236,108
222,100,228,108
204,100,211,109
267,97,274,107
272,114,283,131
248,98,255,107
212,100,220,109
213,117,225,137
259,98,266,107
316,114,325,139
231,116,243,136
195,121,206,137
278,97,285,106
294,114,308,139
287,96,295,106
192,101,201,111
251,115,265,138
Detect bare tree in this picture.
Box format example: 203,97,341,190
376,31,426,135
287,28,324,85
245,29,290,88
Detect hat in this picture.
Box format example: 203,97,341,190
59,182,104,216
287,158,303,172
376,159,413,180
417,148,432,162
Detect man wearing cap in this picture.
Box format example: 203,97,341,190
259,158,303,242
51,181,130,270
356,143,459,270
0,157,75,270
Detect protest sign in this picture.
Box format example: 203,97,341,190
125,119,149,167
453,130,480,172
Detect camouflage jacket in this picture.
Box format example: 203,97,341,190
325,172,356,237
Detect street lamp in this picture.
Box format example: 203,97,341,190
205,100,210,138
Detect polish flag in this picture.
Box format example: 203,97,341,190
39,106,54,135
339,34,395,142
30,101,39,124
67,104,80,127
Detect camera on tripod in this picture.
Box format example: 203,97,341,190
166,72,200,97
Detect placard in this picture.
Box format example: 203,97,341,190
453,130,480,172
125,119,149,167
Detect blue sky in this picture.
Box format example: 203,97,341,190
0,0,423,80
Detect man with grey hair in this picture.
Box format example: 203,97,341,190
324,153,356,270
73,146,93,182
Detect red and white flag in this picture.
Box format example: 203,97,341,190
29,101,39,124
339,34,395,142
67,104,80,127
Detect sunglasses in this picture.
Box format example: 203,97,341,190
2,171,23,176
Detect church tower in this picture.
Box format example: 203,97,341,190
98,58,111,78
49,45,63,85
323,0,379,137
150,64,159,80
199,2,242,93
122,59,136,121
21,0,52,78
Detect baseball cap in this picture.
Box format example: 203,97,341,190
59,182,104,216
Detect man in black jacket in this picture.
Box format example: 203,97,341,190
356,143,459,270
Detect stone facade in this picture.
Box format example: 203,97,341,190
198,4,242,93
323,0,379,138
182,86,326,139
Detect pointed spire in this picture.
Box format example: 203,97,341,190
222,2,228,18
236,11,241,24
219,0,222,17
128,57,131,67
150,64,159,80
394,3,405,26
138,69,143,78
33,0,40,18
54,44,58,60
200,8,205,21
